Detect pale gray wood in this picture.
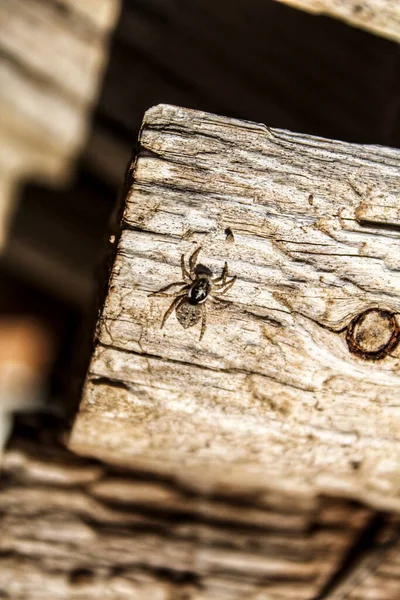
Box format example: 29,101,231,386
70,104,400,514
274,0,400,43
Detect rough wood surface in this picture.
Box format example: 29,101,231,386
70,104,400,512
2,424,391,600
324,519,400,599
273,0,400,43
0,0,120,249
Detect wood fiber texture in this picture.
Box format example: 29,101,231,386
2,428,389,600
70,104,400,513
273,0,400,43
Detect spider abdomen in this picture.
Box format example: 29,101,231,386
176,299,202,329
189,277,211,305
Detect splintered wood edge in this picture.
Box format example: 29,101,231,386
274,0,400,44
70,104,400,513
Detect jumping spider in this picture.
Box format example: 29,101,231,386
149,247,237,340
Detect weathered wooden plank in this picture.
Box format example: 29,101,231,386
0,424,375,599
59,0,120,32
70,105,400,514
0,0,120,251
0,0,120,466
274,0,400,43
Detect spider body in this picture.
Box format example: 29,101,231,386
149,247,236,340
175,298,202,329
188,276,211,305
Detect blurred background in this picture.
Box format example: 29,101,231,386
1,0,399,450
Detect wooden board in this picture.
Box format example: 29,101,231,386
0,0,120,250
1,422,382,600
274,0,400,43
69,104,400,513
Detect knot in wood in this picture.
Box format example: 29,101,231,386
346,308,399,360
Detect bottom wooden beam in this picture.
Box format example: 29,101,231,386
3,419,400,599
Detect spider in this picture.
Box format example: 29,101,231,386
149,247,237,340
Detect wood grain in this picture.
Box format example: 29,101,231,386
0,425,378,600
273,0,400,43
70,104,400,513
0,0,120,249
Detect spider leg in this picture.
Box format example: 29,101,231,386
213,274,236,290
199,304,207,341
152,291,189,298
149,281,188,296
212,261,229,285
160,294,187,328
188,246,202,278
214,275,237,295
181,253,192,282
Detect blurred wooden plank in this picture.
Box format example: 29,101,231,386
0,422,375,599
0,175,16,250
0,0,120,251
60,0,120,32
274,0,400,43
70,105,400,514
1,0,112,103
